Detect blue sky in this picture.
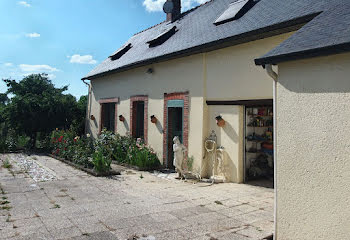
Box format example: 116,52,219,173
0,0,206,99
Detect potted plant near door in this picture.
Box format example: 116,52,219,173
216,115,226,127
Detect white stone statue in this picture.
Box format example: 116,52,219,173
173,136,186,179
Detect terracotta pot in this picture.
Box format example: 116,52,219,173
217,119,225,127
119,115,125,122
150,115,157,124
90,115,95,120
215,116,225,127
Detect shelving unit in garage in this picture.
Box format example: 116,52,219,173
245,106,274,183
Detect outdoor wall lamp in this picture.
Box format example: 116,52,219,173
215,115,225,127
119,115,125,122
90,115,95,121
150,115,158,124
146,68,154,74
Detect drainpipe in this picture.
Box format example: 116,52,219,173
265,64,278,240
82,79,92,135
266,64,278,81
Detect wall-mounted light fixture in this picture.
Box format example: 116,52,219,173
150,115,158,124
215,115,225,127
119,115,125,122
90,115,95,120
146,68,154,74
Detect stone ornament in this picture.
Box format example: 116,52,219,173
173,136,186,178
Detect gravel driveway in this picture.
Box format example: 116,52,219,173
0,153,274,240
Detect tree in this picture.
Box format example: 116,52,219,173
70,95,88,136
3,74,80,148
0,93,8,105
0,93,8,137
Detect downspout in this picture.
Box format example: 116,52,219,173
82,79,92,135
265,64,278,240
266,64,278,81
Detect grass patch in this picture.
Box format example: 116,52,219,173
2,196,8,200
2,159,12,169
0,200,10,205
0,185,5,195
53,204,61,209
1,205,12,210
6,214,13,222
214,200,223,205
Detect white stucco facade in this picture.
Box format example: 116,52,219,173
275,53,350,239
87,32,293,182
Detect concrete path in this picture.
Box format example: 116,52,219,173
0,153,274,240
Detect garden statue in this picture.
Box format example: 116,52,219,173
173,136,186,179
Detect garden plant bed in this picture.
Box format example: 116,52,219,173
48,154,120,177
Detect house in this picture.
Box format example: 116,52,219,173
83,1,350,238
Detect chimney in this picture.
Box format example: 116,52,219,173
163,0,181,22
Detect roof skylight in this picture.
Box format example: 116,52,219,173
214,0,258,25
147,26,177,48
109,43,132,61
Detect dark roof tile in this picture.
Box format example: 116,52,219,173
255,3,350,65
83,0,349,80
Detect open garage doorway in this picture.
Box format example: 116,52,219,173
244,101,274,188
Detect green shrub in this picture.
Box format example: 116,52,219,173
72,135,94,169
49,128,161,172
50,129,75,160
2,159,12,169
0,140,7,153
187,156,194,171
126,138,160,170
5,129,17,152
50,129,94,169
92,151,112,173
17,135,31,150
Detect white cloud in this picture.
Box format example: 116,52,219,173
0,63,59,81
25,32,40,38
18,1,31,7
143,0,165,12
69,54,97,65
143,0,207,12
19,64,59,73
47,74,56,80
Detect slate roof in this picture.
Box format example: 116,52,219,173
255,3,350,65
83,0,350,80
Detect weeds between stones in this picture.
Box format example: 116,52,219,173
0,200,10,205
53,204,61,209
2,158,12,169
1,205,12,210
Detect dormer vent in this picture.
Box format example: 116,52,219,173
147,26,177,48
109,43,132,61
214,0,259,25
